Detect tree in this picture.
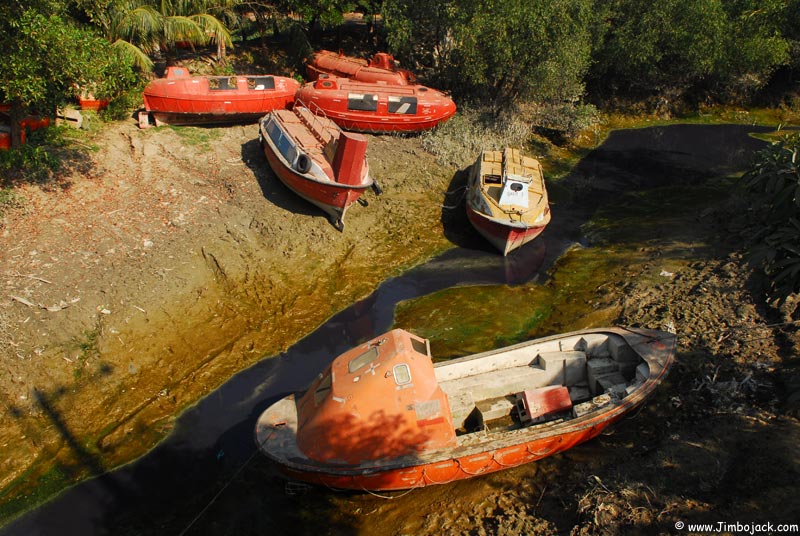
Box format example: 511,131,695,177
0,0,132,148
454,0,594,106
589,0,791,102
742,134,800,300
76,0,240,71
381,0,595,109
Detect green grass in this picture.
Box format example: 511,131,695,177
165,125,223,148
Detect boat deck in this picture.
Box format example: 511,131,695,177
475,148,548,221
436,332,645,433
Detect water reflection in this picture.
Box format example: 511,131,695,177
1,124,776,536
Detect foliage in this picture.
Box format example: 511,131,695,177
0,5,123,112
0,188,25,221
451,0,594,106
0,143,63,184
741,134,800,299
76,0,240,71
419,106,533,168
589,0,791,102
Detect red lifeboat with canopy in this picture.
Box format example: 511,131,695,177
295,76,456,134
306,50,416,86
140,66,299,127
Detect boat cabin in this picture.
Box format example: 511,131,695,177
295,330,457,465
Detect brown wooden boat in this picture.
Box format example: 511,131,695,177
466,148,551,255
258,103,376,230
255,326,676,491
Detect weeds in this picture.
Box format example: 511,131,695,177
0,187,24,220
420,106,532,168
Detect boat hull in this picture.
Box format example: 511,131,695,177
466,207,549,256
267,409,621,490
296,78,456,134
256,327,676,491
143,72,299,126
260,136,369,225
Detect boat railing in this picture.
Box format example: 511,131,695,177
293,97,337,146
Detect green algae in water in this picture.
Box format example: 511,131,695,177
393,244,634,359
394,284,554,359
394,177,731,359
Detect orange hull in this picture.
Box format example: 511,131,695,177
296,77,456,134
256,327,676,491
143,67,299,126
306,50,415,85
270,409,622,490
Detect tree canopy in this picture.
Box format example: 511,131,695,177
0,0,138,147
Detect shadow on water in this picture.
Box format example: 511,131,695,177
0,123,777,536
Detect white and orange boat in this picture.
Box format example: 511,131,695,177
258,103,376,230
466,147,551,255
295,76,456,134
255,326,676,491
306,50,416,85
139,66,299,127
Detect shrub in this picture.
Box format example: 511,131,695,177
741,133,800,299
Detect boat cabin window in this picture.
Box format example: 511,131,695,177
484,174,502,185
265,117,298,165
313,373,332,405
348,346,379,373
247,76,275,90
388,96,417,114
410,336,428,356
347,93,378,112
393,364,412,386
208,76,238,90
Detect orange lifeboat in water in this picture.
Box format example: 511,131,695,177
255,326,676,491
306,50,416,86
296,76,456,134
140,66,299,127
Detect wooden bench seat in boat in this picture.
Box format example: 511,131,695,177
440,350,588,429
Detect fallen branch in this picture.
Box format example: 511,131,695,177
10,295,36,307
4,273,53,284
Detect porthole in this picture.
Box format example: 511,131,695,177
393,363,412,385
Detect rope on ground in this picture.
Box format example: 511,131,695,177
442,185,467,210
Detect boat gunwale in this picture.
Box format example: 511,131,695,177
255,327,676,477
468,154,549,225
258,110,372,190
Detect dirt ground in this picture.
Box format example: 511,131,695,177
2,113,800,534
0,118,455,513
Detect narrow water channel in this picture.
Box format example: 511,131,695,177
1,124,775,536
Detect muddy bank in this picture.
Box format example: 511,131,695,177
2,119,800,535
0,120,454,517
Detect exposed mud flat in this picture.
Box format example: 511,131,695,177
1,120,800,534
0,120,454,515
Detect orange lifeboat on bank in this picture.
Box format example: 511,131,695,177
258,103,377,230
307,50,416,86
140,66,299,128
255,326,676,491
295,76,456,134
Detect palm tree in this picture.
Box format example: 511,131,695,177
86,0,240,72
